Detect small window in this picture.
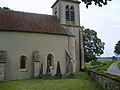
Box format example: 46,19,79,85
55,7,57,15
65,5,75,21
66,11,70,21
66,5,69,9
47,54,54,68
20,55,27,69
70,6,75,21
66,5,70,21
55,11,57,15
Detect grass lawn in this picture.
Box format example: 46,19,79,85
85,62,92,68
87,60,120,82
117,62,120,69
85,60,110,69
92,60,117,72
0,72,107,90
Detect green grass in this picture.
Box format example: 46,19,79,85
93,60,117,72
117,62,120,69
0,72,107,90
88,60,120,82
85,62,92,68
85,60,110,69
85,61,102,69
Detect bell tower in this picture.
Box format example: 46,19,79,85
52,0,84,71
52,0,80,26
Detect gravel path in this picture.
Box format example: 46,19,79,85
107,61,120,76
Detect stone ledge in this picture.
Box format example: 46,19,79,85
19,69,28,72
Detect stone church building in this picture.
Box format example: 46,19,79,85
0,0,84,81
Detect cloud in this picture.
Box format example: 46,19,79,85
0,0,55,14
80,0,120,56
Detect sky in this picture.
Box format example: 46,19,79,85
0,0,120,57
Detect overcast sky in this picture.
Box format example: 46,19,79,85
0,0,120,57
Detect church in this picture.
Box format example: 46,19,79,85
0,0,84,81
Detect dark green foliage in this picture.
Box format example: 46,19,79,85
65,73,74,78
82,26,105,62
81,0,112,8
117,62,120,69
90,60,102,66
93,60,116,72
114,40,120,55
0,7,12,10
55,61,62,78
38,63,44,78
112,56,117,60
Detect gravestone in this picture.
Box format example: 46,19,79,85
65,52,73,74
32,50,40,77
38,63,44,78
0,50,7,81
55,61,62,78
65,50,74,78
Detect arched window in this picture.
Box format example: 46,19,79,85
54,7,57,15
20,55,27,69
47,54,54,68
65,5,70,21
70,6,75,21
65,5,75,21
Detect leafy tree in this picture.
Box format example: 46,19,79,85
82,26,105,62
0,7,11,10
81,0,112,8
112,56,117,60
114,40,120,55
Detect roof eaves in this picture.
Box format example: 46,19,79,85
0,29,68,36
64,28,75,37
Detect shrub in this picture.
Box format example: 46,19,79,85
90,60,102,66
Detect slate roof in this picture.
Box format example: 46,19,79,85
0,10,72,36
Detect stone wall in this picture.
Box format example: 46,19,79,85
0,50,7,81
87,70,120,90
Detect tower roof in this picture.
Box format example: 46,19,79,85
51,0,80,8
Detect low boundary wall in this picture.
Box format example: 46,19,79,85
87,70,120,90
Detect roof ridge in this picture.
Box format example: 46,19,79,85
0,10,69,36
0,10,54,17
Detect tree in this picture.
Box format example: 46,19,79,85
114,40,120,55
112,56,117,60
0,7,11,10
82,26,105,62
81,0,112,8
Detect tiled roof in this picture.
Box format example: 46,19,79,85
0,11,69,36
51,0,80,8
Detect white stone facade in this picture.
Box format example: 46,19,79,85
0,32,68,80
0,0,84,81
52,0,84,71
